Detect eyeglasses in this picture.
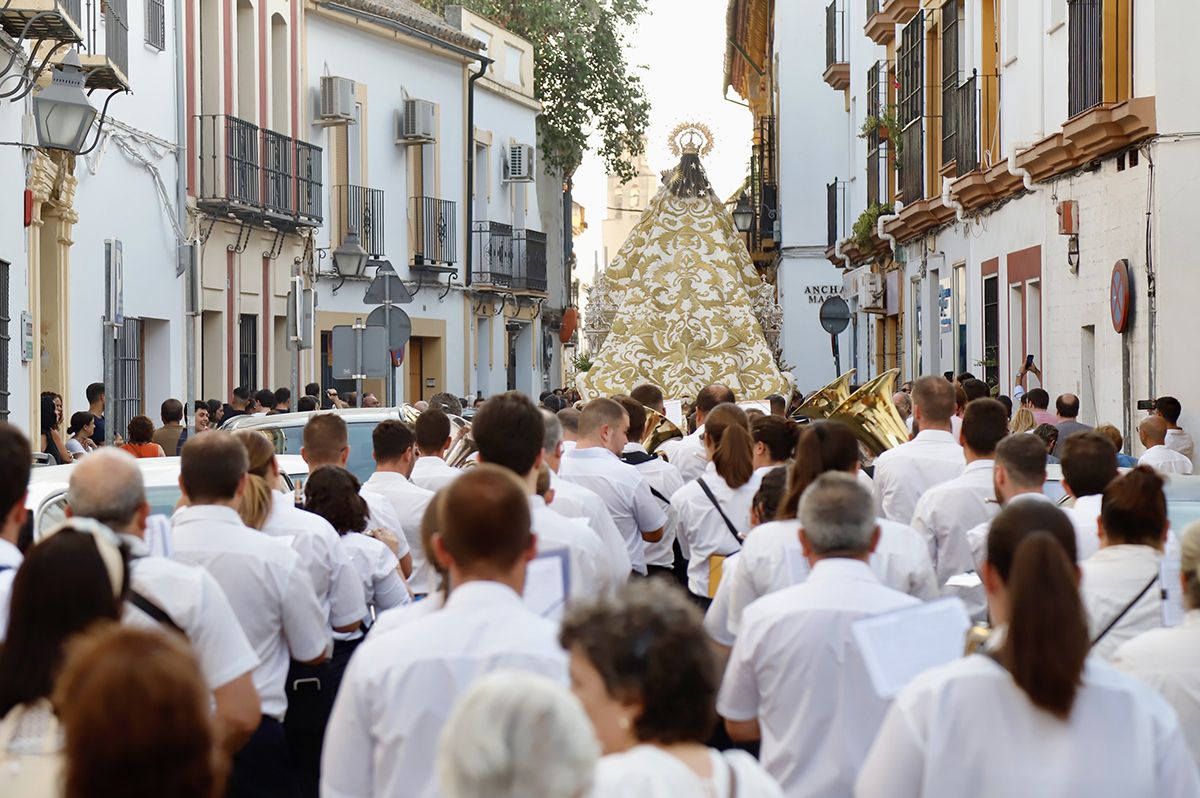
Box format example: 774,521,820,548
41,517,126,598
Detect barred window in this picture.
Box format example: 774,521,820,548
145,0,165,50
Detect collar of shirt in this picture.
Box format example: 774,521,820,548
365,470,416,487
1007,491,1052,508
118,533,151,558
962,459,994,475
913,429,958,445
1074,493,1103,513
415,455,451,469
686,425,705,442
807,557,878,585
174,504,245,529
622,442,648,454
564,446,620,463
528,494,548,512
443,580,524,612
0,537,22,566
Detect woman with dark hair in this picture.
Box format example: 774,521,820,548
120,415,164,458
724,421,936,638
1081,466,1171,660
64,412,97,460
54,625,223,798
670,404,758,606
562,580,783,797
750,416,800,474
39,394,69,465
0,522,129,796
857,501,1199,796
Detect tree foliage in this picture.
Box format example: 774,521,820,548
417,0,651,181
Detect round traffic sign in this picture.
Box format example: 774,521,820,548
818,295,852,335
1110,259,1131,333
366,305,412,351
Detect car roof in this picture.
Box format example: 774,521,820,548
221,407,405,430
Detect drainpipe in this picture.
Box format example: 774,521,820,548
834,237,852,270
1006,140,1036,192
173,0,194,412
940,173,965,223
877,199,903,252
463,55,491,288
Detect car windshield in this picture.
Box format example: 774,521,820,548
263,423,379,482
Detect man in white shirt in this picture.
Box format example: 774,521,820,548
1154,396,1195,464
473,391,613,612
616,395,685,580
322,466,568,798
1060,431,1119,561
719,472,919,796
964,433,1053,570
662,383,736,482
874,375,965,523
911,397,1007,587
172,432,331,798
1139,415,1194,475
66,448,262,755
557,407,580,455
0,424,29,643
541,409,631,581
410,407,463,492
559,398,666,576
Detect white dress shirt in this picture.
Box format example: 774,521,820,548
560,439,576,455
592,745,783,798
409,455,462,493
965,492,1055,570
1140,445,1194,475
720,559,919,796
668,426,709,483
872,429,965,523
121,534,259,691
724,517,937,637
263,491,367,629
1081,544,1165,660
671,463,759,598
622,442,685,568
1167,428,1196,463
171,505,330,720
910,459,998,586
559,447,668,575
856,654,1200,798
336,532,408,639
0,538,21,642
548,472,632,580
528,494,613,613
321,581,567,798
372,591,445,637
362,471,436,594
1066,493,1104,562
1113,609,1200,765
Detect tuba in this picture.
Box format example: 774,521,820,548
398,404,421,425
643,408,684,459
829,369,910,455
791,370,856,421
445,415,477,468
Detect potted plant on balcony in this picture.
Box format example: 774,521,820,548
852,203,894,252
860,107,903,168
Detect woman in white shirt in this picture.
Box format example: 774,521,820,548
857,501,1200,797
672,404,759,605
64,412,97,460
1081,466,1169,660
560,580,783,798
750,415,800,473
1113,520,1200,763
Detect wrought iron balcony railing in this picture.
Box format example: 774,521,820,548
513,229,547,293
471,221,514,287
0,0,83,45
333,185,384,258
412,197,457,268
1068,0,1102,118
827,180,839,249
955,73,979,177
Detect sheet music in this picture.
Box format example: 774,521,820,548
852,597,971,699
663,399,684,428
524,549,570,621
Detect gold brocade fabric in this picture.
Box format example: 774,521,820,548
578,168,793,401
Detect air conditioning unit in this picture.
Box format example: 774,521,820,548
504,143,535,182
317,76,355,126
858,272,885,313
397,99,436,144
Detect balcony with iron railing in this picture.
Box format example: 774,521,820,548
864,0,894,45
412,197,457,269
78,0,129,90
954,74,979,177
513,229,547,294
827,180,840,249
0,0,82,47
471,221,514,288
748,115,779,260
823,1,849,90
195,114,324,227
899,121,923,203
1068,0,1103,119
333,185,384,257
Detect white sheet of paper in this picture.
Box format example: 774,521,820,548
852,597,971,699
663,399,684,428
944,571,982,588
524,549,570,621
738,400,771,415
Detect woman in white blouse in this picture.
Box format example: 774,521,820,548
671,403,760,605
560,580,783,798
856,501,1200,797
1113,520,1200,763
749,415,800,474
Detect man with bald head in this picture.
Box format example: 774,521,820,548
1138,415,1194,474
66,448,262,754
873,375,966,523
1053,393,1092,457
661,382,736,482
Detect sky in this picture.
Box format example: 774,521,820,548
571,0,753,285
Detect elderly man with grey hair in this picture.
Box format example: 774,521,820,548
718,472,921,797
65,448,263,755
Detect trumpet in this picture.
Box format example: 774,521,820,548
643,408,684,459
791,370,856,421
445,415,477,468
828,369,910,455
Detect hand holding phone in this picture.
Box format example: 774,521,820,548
1025,354,1035,369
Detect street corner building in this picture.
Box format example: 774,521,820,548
579,125,792,402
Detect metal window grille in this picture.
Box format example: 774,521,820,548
238,314,257,391
825,1,839,68
412,197,458,267
899,13,924,201
112,318,143,442
1068,0,1102,117
472,221,513,286
750,115,778,253
0,261,8,421
827,180,839,248
866,63,882,206
941,1,959,166
103,0,129,80
261,129,293,216
867,0,879,18
955,72,979,176
144,0,164,49
334,185,385,258
514,229,547,293
295,141,323,222
983,275,1000,387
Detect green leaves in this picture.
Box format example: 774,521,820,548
418,0,651,180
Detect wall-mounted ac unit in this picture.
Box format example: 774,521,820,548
397,98,436,144
317,76,355,126
504,143,535,182
858,272,885,313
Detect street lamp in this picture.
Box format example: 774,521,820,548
332,229,369,277
32,51,97,154
732,191,754,233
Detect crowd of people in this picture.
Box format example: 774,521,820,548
2,373,1200,797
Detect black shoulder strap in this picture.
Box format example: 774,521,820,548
648,486,671,505
697,478,742,551
0,564,12,573
129,590,187,638
1091,571,1159,649
620,450,658,466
